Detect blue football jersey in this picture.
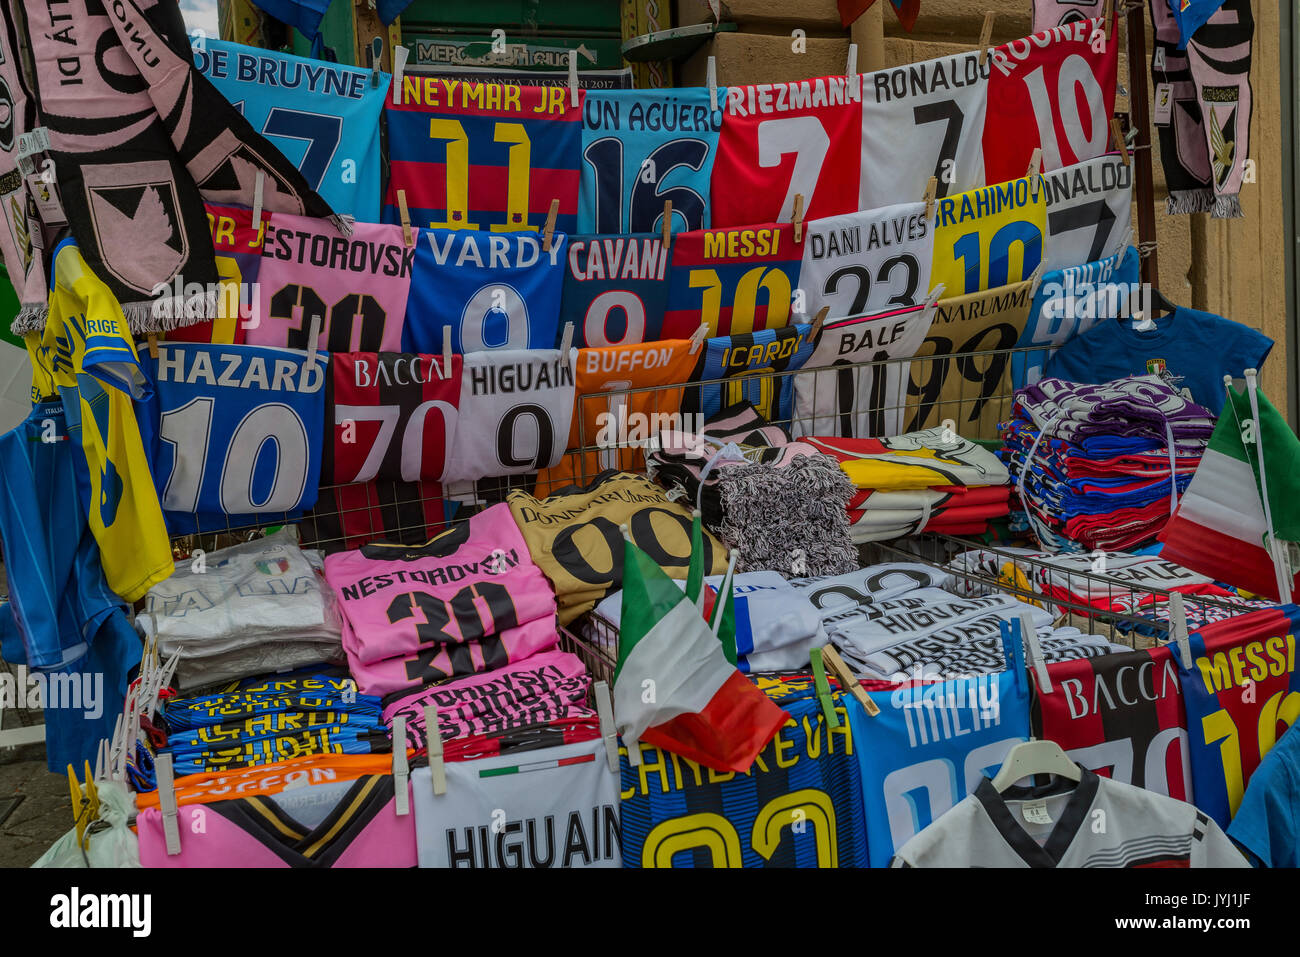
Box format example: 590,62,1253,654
579,88,727,234
194,40,387,221
619,677,869,867
560,234,673,346
137,342,328,534
1011,244,1139,388
403,228,567,354
852,665,1031,867
691,322,814,423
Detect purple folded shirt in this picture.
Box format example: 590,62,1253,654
1013,375,1215,450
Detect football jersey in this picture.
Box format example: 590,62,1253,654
301,478,449,554
325,352,462,485
859,51,989,210
1011,244,1139,387
251,212,415,352
137,774,416,867
28,240,173,602
441,349,575,484
904,279,1034,437
195,40,386,222
323,503,560,697
165,723,388,777
132,753,398,811
560,234,673,347
403,228,567,355
620,678,869,867
691,323,815,423
1033,645,1193,801
165,685,378,733
710,76,864,226
507,471,728,625
892,769,1247,867
1179,606,1300,828
984,13,1119,181
167,203,265,345
137,341,327,531
579,88,726,234
797,202,936,320
1042,154,1133,271
791,303,934,439
413,737,621,867
539,339,698,490
384,77,583,234
384,649,593,749
930,176,1047,296
791,562,953,619
853,666,1032,866
662,223,802,339
803,431,1010,490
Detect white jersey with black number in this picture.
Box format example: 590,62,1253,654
1041,155,1133,272
892,769,1250,867
442,349,576,483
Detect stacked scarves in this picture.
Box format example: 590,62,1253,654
20,0,339,329
1150,0,1254,218
647,402,858,578
1000,376,1214,552
802,431,1012,543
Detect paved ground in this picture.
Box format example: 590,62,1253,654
0,737,67,868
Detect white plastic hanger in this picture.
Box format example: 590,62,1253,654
991,739,1081,792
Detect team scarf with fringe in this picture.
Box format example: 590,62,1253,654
1150,0,1253,218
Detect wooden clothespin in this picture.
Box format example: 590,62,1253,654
1020,611,1052,692
809,648,842,729
146,333,160,360
396,189,413,247
688,322,709,355
296,314,322,390
924,176,938,221
421,705,447,795
1111,117,1131,166
568,49,579,107
391,714,411,816
441,325,453,378
155,751,182,855
978,12,996,67
926,282,946,308
593,681,620,773
810,305,830,340
707,56,718,113
846,42,858,80
1168,591,1193,669
542,198,559,252
1029,262,1045,298
661,200,672,249
821,645,880,717
251,170,265,230
1027,146,1043,198
391,44,409,105
559,321,574,358
370,37,384,89
791,193,805,244
1102,0,1114,40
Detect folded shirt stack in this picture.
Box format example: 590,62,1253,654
138,529,347,691
802,430,1012,543
1000,376,1214,552
591,570,830,673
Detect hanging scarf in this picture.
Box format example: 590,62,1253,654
105,0,342,229
0,3,48,331
1150,0,1253,218
21,0,218,329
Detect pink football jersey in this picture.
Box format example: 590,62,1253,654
324,503,559,697
136,775,416,867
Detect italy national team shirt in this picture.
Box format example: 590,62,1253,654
325,352,462,485
852,666,1032,867
619,677,869,867
194,40,387,221
710,76,864,227
930,175,1047,297
137,341,328,533
384,76,583,235
251,212,416,352
1042,304,1274,417
323,503,560,697
663,223,802,340
578,87,726,234
560,234,673,347
403,227,567,355
1178,606,1300,829
27,240,173,602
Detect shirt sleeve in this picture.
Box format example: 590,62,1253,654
1197,813,1252,867
1223,325,1274,381
1227,759,1299,868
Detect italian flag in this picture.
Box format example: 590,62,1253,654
615,520,788,773
1160,379,1300,603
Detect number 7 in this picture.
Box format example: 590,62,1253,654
757,116,830,221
